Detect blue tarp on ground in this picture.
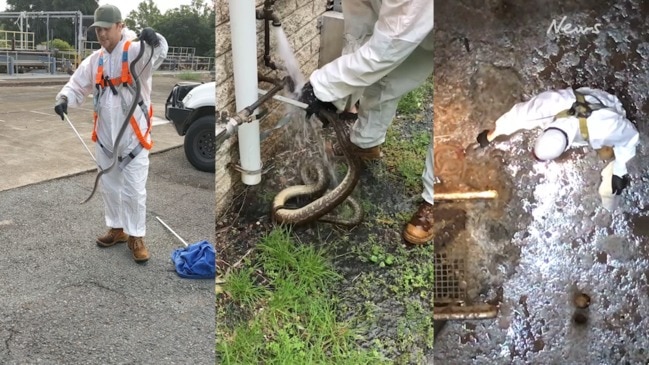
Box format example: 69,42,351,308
170,240,216,279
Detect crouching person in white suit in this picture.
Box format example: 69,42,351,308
474,87,639,210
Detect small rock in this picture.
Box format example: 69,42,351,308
574,293,591,309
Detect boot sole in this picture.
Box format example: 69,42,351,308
96,238,128,247
326,141,382,161
133,256,150,263
335,153,382,161
402,230,433,245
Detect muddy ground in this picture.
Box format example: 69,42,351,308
216,89,435,363
433,0,649,364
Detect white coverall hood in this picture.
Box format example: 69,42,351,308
534,128,567,161
122,26,138,42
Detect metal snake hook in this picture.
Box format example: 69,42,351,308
81,40,150,204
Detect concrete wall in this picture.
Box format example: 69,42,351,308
214,0,331,219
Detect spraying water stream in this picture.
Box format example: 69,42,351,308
272,26,340,187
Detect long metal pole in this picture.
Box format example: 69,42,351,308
46,14,50,50
77,11,83,65
63,113,97,165
434,190,499,201
155,217,189,247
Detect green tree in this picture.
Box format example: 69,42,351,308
154,0,215,57
124,0,215,57
124,0,162,30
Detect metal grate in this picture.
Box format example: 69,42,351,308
434,250,467,304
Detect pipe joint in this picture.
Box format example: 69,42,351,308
264,55,278,70
269,13,281,27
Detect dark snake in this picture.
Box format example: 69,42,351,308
82,41,150,204
272,109,364,226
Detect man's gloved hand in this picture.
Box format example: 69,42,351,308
139,27,160,47
612,174,630,195
476,129,491,148
298,81,336,118
54,95,68,120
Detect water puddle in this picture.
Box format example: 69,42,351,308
434,0,649,363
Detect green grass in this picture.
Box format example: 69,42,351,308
383,128,431,192
223,266,267,307
342,240,436,362
218,227,389,365
177,71,202,81
396,79,433,116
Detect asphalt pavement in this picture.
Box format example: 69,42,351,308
0,73,216,364
0,73,194,192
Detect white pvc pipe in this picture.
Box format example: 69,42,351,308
228,0,261,185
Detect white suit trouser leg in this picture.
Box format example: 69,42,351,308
341,0,434,148
96,145,149,237
421,141,434,205
351,46,434,148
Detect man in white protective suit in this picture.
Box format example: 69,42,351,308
54,4,168,263
474,87,639,210
298,0,435,245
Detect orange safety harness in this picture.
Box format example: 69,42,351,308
92,40,153,150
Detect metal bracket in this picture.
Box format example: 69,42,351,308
227,162,272,175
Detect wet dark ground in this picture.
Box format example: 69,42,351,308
434,0,649,363
216,98,434,363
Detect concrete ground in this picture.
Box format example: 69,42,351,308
434,0,649,364
0,73,206,192
0,73,216,364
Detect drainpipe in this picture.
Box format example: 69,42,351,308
228,0,262,185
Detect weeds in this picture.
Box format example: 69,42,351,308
396,78,433,116
222,266,266,307
383,128,431,192
218,227,388,365
218,76,435,363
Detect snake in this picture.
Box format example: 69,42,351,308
81,41,150,204
272,109,364,226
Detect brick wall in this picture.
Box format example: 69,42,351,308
214,0,330,219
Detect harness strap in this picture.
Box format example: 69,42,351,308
95,40,133,90
554,109,589,141
553,90,610,142
98,140,145,171
93,106,154,150
129,103,154,150
92,40,153,150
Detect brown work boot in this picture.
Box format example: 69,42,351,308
127,236,150,263
330,141,382,160
402,201,434,245
96,228,129,247
326,112,383,161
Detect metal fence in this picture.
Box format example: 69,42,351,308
0,38,214,74
0,50,56,75
81,42,214,71
0,30,35,51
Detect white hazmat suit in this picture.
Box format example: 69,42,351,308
309,0,435,204
56,28,168,236
486,87,639,209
